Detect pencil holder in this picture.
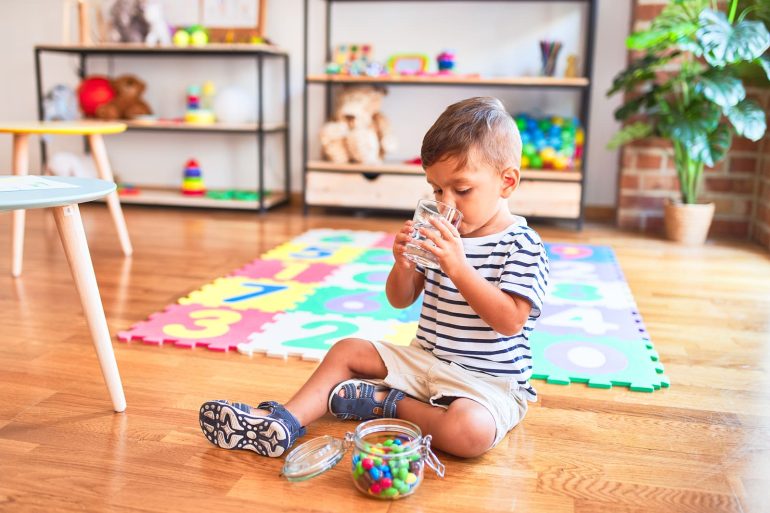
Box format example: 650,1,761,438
539,40,562,77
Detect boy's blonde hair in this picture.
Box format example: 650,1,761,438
421,97,522,174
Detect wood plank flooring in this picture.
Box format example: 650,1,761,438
1,205,769,513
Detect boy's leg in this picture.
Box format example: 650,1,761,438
269,338,388,426
397,397,497,458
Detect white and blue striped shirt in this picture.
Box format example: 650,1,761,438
415,217,549,401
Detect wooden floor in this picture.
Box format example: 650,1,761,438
1,204,769,513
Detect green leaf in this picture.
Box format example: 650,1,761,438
726,99,768,141
626,0,705,51
613,88,663,121
666,102,721,141
607,122,654,150
607,52,679,96
697,9,770,66
698,71,746,108
687,123,732,167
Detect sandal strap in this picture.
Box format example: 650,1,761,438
382,389,405,418
257,401,307,440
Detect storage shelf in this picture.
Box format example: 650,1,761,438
123,119,287,134
306,74,589,88
306,160,582,182
36,43,288,57
113,186,288,210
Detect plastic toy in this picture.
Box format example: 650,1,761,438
514,113,583,170
386,54,429,75
44,84,79,122
118,183,141,196
144,0,171,46
206,190,267,201
77,76,115,117
184,82,216,124
436,50,455,73
325,44,384,77
181,159,206,196
173,25,208,47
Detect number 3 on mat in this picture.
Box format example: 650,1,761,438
163,309,242,339
282,321,358,350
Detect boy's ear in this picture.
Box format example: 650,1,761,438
500,167,520,198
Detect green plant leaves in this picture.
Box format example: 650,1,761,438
697,9,770,65
627,0,705,51
698,71,746,108
607,122,654,150
688,123,732,167
607,53,679,95
726,98,767,140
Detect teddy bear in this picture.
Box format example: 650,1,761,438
319,86,396,165
95,74,152,120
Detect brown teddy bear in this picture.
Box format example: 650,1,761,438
319,86,396,165
96,74,152,120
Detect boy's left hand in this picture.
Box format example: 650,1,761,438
419,217,469,278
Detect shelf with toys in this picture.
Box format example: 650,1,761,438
34,43,291,212
302,0,597,226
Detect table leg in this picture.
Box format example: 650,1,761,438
11,133,29,277
53,203,127,413
87,133,133,256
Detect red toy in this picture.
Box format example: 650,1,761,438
77,76,116,117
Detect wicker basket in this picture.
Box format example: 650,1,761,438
663,200,715,245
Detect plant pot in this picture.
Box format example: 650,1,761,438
663,200,715,245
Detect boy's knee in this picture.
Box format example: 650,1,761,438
328,337,369,358
445,401,496,458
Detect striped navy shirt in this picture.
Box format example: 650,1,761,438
415,217,549,401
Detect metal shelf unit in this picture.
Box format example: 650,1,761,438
34,43,291,212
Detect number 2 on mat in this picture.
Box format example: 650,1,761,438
282,321,359,350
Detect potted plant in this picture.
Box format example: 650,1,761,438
607,0,770,244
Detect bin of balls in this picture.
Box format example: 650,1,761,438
280,418,445,499
513,113,584,172
351,418,444,499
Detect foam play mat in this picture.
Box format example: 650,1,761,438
118,230,669,392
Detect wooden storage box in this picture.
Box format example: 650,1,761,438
509,180,581,219
306,171,433,210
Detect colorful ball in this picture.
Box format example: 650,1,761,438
77,76,115,117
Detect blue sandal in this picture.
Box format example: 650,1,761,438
199,400,306,457
328,379,406,421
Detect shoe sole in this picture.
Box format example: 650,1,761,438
199,401,290,457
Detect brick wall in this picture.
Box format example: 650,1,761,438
618,1,770,245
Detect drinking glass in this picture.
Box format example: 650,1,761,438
404,199,462,269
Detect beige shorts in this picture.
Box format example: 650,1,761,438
368,340,528,448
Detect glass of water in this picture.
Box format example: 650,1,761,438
404,199,463,270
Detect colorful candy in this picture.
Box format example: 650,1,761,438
351,436,424,499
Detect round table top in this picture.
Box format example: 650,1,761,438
0,121,127,135
0,176,116,211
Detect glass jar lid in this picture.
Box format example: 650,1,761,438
280,435,348,482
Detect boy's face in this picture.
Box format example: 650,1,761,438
424,152,519,237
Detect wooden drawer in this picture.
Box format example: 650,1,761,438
306,171,433,210
508,180,582,219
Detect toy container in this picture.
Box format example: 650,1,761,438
281,418,444,500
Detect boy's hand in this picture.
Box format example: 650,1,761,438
392,220,417,271
419,217,469,278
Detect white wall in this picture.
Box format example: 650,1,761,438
0,0,630,206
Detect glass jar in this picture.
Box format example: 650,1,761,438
350,418,444,499
281,418,445,500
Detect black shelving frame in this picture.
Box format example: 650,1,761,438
34,44,292,213
302,0,597,228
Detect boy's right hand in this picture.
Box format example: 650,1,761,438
393,220,416,271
